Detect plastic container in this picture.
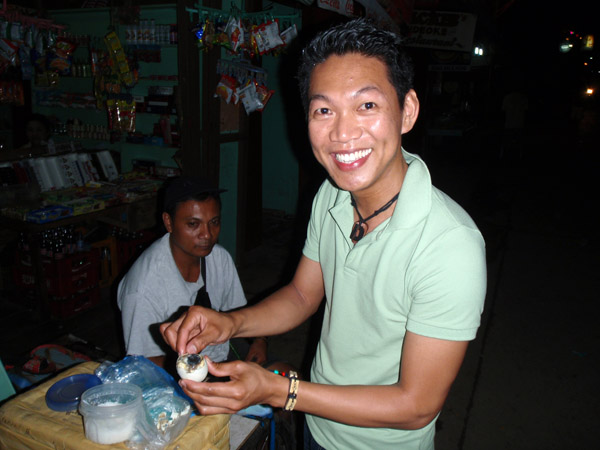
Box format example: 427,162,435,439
79,383,143,445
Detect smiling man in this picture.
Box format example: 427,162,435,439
117,177,267,369
159,19,486,450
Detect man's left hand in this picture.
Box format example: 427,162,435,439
179,357,288,415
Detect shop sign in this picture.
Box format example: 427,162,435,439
404,10,477,52
317,0,355,17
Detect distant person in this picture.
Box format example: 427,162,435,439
117,177,269,369
19,113,54,154
160,18,486,450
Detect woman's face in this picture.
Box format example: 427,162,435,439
26,120,49,146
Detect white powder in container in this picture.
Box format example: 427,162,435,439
79,384,142,445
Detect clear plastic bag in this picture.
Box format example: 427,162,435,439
95,355,193,449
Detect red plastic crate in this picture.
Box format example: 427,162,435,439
43,249,100,297
48,287,100,319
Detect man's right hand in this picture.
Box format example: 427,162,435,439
159,306,235,355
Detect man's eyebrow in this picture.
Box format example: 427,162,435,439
309,86,382,104
353,85,381,97
308,93,330,104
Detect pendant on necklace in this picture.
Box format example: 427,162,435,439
350,221,368,242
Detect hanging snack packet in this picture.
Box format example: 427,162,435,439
47,37,77,75
255,83,275,112
106,98,118,130
214,74,238,104
19,45,34,80
224,16,244,53
118,98,136,132
191,22,206,47
104,31,135,87
202,19,215,50
214,16,230,49
252,20,284,55
238,81,262,115
280,23,298,47
0,38,19,67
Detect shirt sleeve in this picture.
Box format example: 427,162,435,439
119,291,169,357
209,247,247,312
406,225,487,341
302,182,328,263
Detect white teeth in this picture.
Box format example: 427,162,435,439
335,148,372,163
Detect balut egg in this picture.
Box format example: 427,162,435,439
176,354,208,382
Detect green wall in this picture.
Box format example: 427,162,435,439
261,3,301,215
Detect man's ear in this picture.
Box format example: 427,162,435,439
400,89,420,135
162,212,173,233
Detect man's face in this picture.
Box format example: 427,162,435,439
163,197,221,260
307,53,418,196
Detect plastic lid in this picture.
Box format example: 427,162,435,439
45,374,102,412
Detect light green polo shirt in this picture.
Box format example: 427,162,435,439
303,150,486,450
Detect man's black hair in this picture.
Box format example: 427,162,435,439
297,17,414,115
163,177,224,218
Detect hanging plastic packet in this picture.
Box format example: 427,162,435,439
118,98,136,133
191,21,206,47
202,19,215,50
22,24,34,48
214,73,238,104
0,39,18,67
252,20,284,56
19,45,34,80
47,37,77,75
30,31,46,74
8,22,22,41
255,83,275,112
280,23,298,47
106,98,119,130
238,81,263,115
104,31,135,87
107,97,136,132
224,15,244,53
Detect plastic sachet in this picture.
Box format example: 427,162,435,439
95,355,194,449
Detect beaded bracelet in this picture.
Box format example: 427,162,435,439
273,370,300,411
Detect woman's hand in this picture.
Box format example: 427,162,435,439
160,306,235,355
179,358,289,415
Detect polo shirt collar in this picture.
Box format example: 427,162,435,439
329,149,432,242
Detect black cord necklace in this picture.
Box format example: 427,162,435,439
350,191,400,242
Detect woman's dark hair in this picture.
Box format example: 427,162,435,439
297,17,414,115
